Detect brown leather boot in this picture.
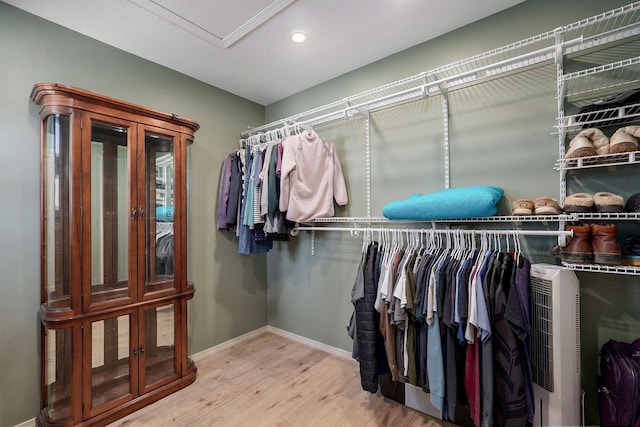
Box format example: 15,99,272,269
591,223,621,265
561,224,592,264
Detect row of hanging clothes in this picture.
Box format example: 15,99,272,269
218,124,349,254
348,228,534,427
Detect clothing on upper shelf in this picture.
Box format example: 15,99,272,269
217,129,349,253
348,233,534,427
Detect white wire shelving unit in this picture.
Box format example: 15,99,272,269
553,3,640,275
240,3,640,273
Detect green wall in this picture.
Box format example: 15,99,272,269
264,1,637,425
0,3,267,425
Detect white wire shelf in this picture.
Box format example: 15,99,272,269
240,15,572,140
242,2,640,141
562,262,640,276
561,3,640,50
307,213,640,226
308,215,572,224
556,102,640,131
562,56,640,106
571,212,640,220
555,150,640,170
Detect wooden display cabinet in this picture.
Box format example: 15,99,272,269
32,83,198,426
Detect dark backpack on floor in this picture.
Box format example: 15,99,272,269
598,339,640,427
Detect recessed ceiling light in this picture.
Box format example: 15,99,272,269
291,32,306,43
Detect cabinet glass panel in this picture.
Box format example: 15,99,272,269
143,303,176,387
43,326,72,422
44,114,72,309
187,142,191,285
90,122,130,304
90,314,131,409
145,132,174,293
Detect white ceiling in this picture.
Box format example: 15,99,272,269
5,0,525,105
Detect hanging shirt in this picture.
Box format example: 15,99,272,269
492,253,528,427
259,143,275,218
216,152,234,229
225,152,242,228
508,256,535,424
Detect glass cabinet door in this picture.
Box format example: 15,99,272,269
41,324,75,424
43,114,73,310
88,120,132,306
140,129,178,296
84,311,136,418
140,302,177,392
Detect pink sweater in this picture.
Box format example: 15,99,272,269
279,130,348,222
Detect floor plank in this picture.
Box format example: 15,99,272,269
109,332,454,426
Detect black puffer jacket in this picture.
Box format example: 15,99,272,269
353,242,380,393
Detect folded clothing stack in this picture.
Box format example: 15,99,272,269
382,186,504,220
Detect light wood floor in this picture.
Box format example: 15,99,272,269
109,332,455,426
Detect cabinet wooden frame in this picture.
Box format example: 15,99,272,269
32,83,198,427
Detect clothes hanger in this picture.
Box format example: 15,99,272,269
514,231,522,264
451,230,460,259
480,230,489,256
405,229,412,254
471,230,477,254
462,229,471,257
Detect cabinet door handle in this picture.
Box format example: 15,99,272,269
138,208,144,217
133,347,138,357
140,346,145,355
131,207,137,218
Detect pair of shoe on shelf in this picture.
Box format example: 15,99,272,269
559,223,621,265
512,197,562,215
565,126,640,159
564,192,625,213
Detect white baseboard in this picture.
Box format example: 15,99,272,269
191,326,268,362
265,325,355,362
191,325,354,364
13,418,36,427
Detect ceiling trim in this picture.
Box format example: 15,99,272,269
129,0,226,47
225,0,296,48
129,0,296,49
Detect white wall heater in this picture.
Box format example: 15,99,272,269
530,263,583,427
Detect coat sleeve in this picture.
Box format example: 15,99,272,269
279,139,296,212
216,154,232,229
